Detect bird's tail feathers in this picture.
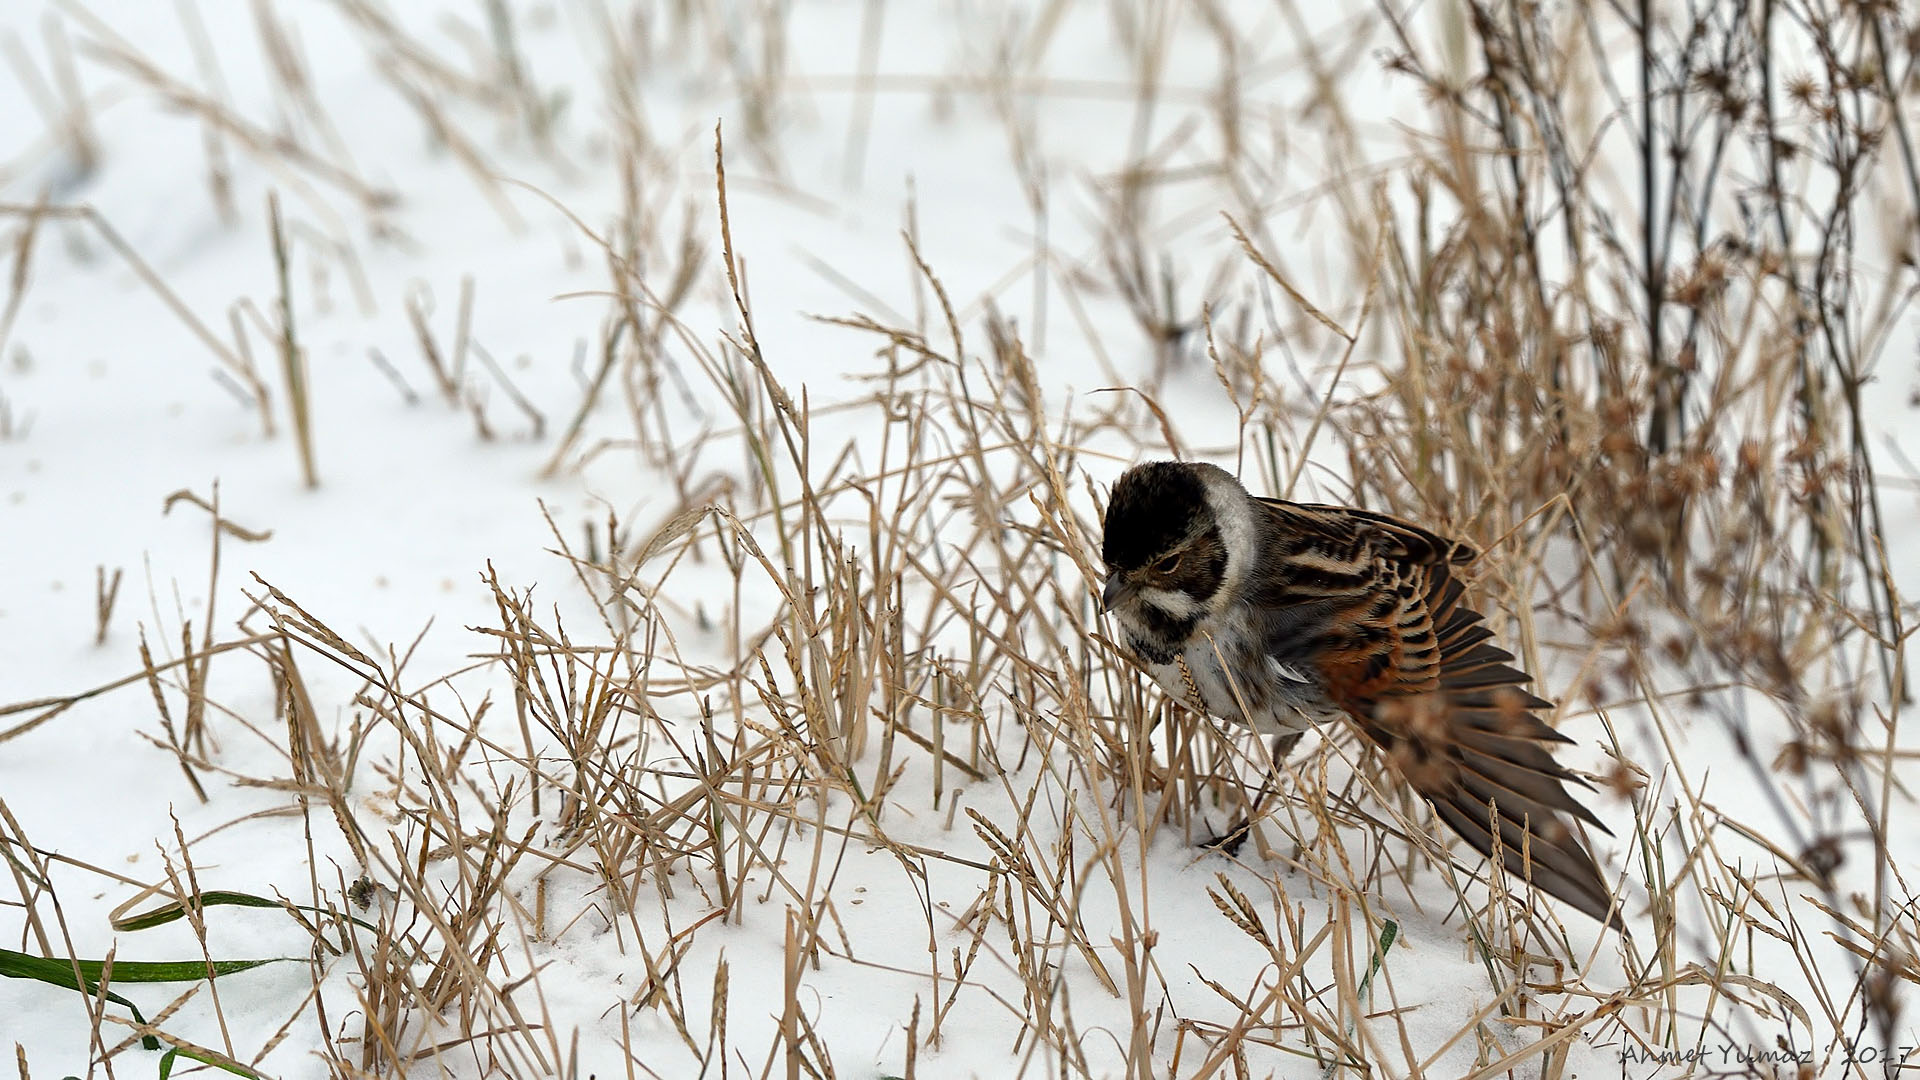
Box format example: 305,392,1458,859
1360,582,1626,932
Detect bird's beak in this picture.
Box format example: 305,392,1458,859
1100,576,1134,613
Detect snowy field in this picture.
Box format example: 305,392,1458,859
3,1,1918,1077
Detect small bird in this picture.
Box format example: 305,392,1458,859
1100,460,1623,931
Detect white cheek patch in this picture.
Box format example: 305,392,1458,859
1140,587,1205,620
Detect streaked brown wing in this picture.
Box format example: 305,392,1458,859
1254,496,1474,566
1256,500,1625,930
1249,497,1458,702
1351,575,1622,930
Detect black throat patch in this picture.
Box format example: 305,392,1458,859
1127,606,1200,663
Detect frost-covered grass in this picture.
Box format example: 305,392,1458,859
2,1,1917,1077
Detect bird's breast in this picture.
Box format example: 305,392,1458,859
1137,619,1343,736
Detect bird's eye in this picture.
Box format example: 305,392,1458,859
1153,553,1182,574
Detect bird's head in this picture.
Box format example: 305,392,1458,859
1099,461,1237,636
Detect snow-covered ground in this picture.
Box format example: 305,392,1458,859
4,1,1916,1077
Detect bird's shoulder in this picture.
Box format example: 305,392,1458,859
1249,495,1475,567
1236,497,1471,699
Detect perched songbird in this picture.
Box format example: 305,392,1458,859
1100,460,1623,931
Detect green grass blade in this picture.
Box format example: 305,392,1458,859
113,888,379,935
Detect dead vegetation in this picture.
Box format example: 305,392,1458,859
2,0,1917,1077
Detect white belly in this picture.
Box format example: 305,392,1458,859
1144,632,1343,736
